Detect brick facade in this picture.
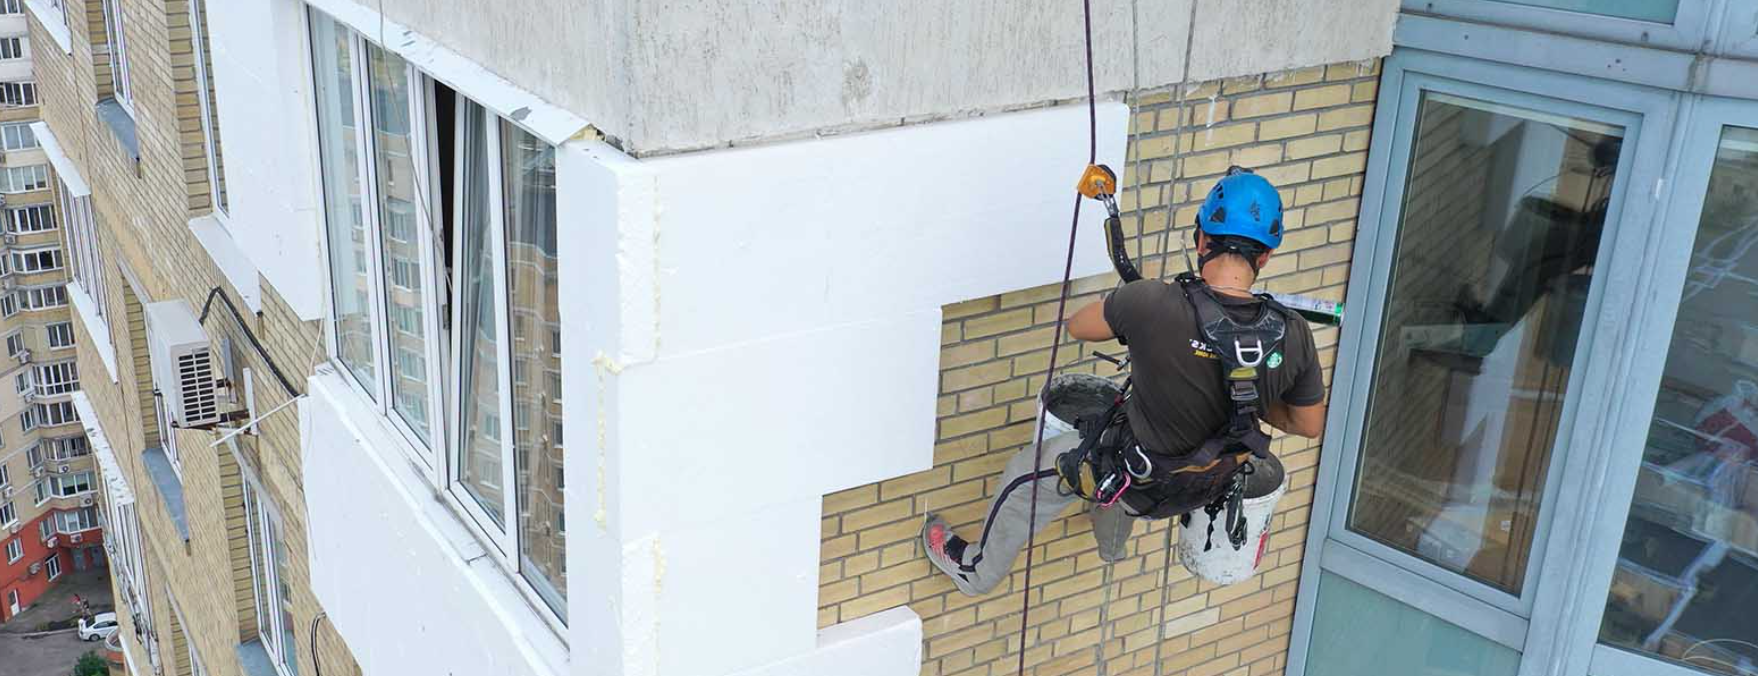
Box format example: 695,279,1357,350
817,60,1380,676
28,1,357,675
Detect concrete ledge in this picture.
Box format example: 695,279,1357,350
66,281,118,382
22,0,72,54
188,215,263,314
140,447,189,541
301,367,567,676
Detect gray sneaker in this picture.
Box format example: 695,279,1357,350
921,513,983,597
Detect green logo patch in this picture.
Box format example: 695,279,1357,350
1267,352,1283,369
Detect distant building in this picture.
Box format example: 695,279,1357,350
0,0,101,627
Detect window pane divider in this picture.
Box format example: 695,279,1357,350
488,109,521,554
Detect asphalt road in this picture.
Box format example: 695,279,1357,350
0,631,101,676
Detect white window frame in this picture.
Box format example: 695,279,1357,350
11,246,65,275
34,360,77,396
242,477,296,676
4,538,19,563
100,0,133,113
0,37,23,61
0,463,8,487
0,121,37,150
59,179,107,323
187,0,226,217
0,500,13,526
9,205,55,233
45,322,73,349
0,0,22,15
45,435,88,460
308,9,566,630
0,81,35,107
45,552,60,579
2,165,49,194
4,331,22,357
51,471,93,497
56,506,98,532
32,478,48,505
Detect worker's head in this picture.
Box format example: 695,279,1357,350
1195,167,1283,277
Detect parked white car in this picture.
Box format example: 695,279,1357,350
78,612,119,641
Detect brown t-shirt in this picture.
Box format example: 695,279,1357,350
1102,279,1324,455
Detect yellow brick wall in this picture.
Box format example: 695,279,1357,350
817,60,1381,676
29,1,360,675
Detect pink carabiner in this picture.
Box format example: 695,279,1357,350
1100,475,1130,508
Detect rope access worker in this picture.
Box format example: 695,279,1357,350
923,168,1329,596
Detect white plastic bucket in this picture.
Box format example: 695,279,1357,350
1178,475,1287,586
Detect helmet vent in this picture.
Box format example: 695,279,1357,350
1209,207,1228,224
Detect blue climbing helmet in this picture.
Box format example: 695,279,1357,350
1196,167,1284,250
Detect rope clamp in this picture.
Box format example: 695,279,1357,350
1077,164,1121,218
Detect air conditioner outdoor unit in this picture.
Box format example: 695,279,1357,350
56,464,70,473
80,496,93,507
1,486,11,498
145,300,220,428
30,466,45,478
45,536,57,548
1,233,14,246
20,389,34,403
9,524,20,535
70,533,82,543
14,349,28,364
28,562,39,574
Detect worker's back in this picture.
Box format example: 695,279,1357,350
1102,278,1325,456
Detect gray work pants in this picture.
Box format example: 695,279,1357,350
958,431,1137,595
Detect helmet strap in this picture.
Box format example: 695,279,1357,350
1194,230,1265,275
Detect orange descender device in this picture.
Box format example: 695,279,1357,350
1077,164,1120,213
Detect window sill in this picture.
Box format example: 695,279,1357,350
94,99,141,166
22,0,72,54
302,366,568,676
65,281,119,382
234,640,283,676
140,446,190,542
188,215,262,314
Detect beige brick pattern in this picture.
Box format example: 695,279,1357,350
818,59,1380,676
30,2,358,676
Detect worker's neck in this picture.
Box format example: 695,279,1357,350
1200,256,1259,298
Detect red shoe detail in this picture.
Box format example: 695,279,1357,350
927,523,949,556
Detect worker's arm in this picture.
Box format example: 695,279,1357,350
1067,299,1115,342
1263,400,1325,438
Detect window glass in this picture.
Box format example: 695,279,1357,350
1485,0,1677,24
366,44,433,445
1349,92,1622,592
310,12,377,395
189,0,226,213
1598,126,1758,673
456,101,504,528
1308,572,1521,675
504,120,566,615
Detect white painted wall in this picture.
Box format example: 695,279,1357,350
335,0,1397,154
302,371,569,676
563,102,1124,676
206,0,327,320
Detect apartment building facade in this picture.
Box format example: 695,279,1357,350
22,1,1758,676
0,0,102,626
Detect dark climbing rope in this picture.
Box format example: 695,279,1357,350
1013,0,1102,673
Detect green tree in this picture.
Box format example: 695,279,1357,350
73,651,107,676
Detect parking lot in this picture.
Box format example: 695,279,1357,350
0,630,105,676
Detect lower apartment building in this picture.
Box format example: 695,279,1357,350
18,1,1758,676
0,0,100,626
